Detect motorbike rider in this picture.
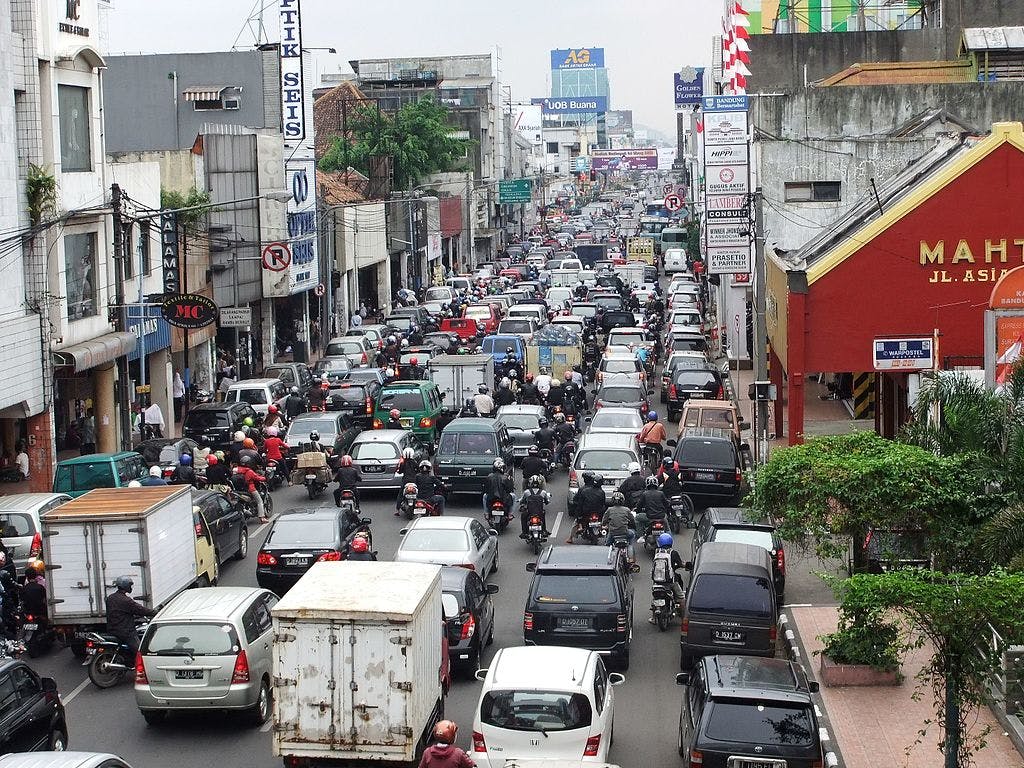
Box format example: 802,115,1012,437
105,576,157,656
236,455,269,522
659,456,684,497
638,411,668,468
333,454,362,508
284,386,306,421
602,491,637,563
394,448,421,516
473,385,495,417
263,403,286,430
520,446,548,490
263,426,288,482
408,324,424,346
418,719,475,768
346,536,376,562
414,460,447,515
20,562,47,621
568,472,608,543
483,459,515,519
552,413,576,467
307,377,328,411
503,349,523,381
237,437,263,469
519,372,540,405
406,357,425,381
569,364,585,388
533,417,555,456
385,408,404,430
140,465,168,486
545,378,565,412
204,453,231,491
635,475,670,538
650,532,686,622
170,453,197,486
535,367,553,399
493,378,516,408
617,461,647,508
518,474,551,538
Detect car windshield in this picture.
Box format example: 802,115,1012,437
575,450,634,472
603,359,639,374
480,690,593,732
351,441,400,460
437,432,498,456
570,305,597,318
324,341,363,356
689,574,773,617
591,411,641,430
266,518,337,546
705,702,814,746
534,574,617,604
499,414,540,431
401,529,469,552
142,623,240,657
599,387,642,402
499,320,533,334
676,440,735,468
424,288,451,302
379,390,426,411
481,338,518,355
684,408,736,430
714,529,775,551
185,411,229,428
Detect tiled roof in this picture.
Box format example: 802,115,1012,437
819,60,973,86
316,170,365,205
313,80,371,160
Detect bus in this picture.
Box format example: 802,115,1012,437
645,199,669,218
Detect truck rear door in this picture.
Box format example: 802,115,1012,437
45,521,103,619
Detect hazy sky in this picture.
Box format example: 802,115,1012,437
104,0,720,138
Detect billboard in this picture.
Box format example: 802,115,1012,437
513,104,543,145
550,47,605,70
539,96,608,115
591,148,658,171
605,110,634,134
674,67,705,106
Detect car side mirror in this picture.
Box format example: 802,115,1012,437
675,672,693,686
808,680,820,693
739,444,751,453
399,528,409,536
526,562,536,572
475,669,489,682
608,672,626,686
486,583,500,594
666,439,677,448
360,518,372,525
41,677,58,693
488,528,499,537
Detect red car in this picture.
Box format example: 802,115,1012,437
439,317,483,341
462,303,501,334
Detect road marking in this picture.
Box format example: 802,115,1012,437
250,519,273,539
782,603,813,608
549,509,565,538
63,677,91,704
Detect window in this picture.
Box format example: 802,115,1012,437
533,574,616,605
705,701,814,746
58,85,91,171
0,676,16,721
139,220,152,274
593,658,608,714
192,99,223,111
546,142,559,154
480,690,592,732
11,666,38,701
689,574,773,617
784,181,841,202
401,529,469,553
142,623,240,656
64,232,98,321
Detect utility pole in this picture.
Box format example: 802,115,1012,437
111,183,133,451
752,186,769,465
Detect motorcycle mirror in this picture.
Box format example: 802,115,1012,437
360,518,372,525
486,583,500,594
41,677,58,693
525,562,537,572
474,668,489,682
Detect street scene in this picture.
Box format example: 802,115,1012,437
1,1,1024,768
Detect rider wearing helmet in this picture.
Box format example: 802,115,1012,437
520,445,548,490
140,464,169,486
568,472,608,543
635,474,670,537
494,377,516,408
408,324,424,346
264,403,285,430
473,385,495,417
534,367,553,398
20,561,47,620
602,490,637,563
659,455,684,498
204,453,231,489
420,719,474,768
284,386,306,420
305,431,328,455
545,376,565,409
170,453,197,486
483,459,515,520
237,437,263,469
406,357,425,381
307,377,327,411
383,408,402,430
638,410,668,470
236,455,269,522
333,455,362,508
519,371,540,405
345,535,376,562
650,532,686,621
617,461,646,508
518,473,552,538
105,575,157,656
552,412,576,467
414,460,447,515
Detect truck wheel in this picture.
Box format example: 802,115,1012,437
248,679,271,726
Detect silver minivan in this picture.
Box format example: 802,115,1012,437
0,494,70,572
135,587,278,726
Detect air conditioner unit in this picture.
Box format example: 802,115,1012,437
208,224,233,235
223,98,240,110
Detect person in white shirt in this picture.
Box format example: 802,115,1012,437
473,385,495,417
15,442,28,481
143,401,166,439
535,367,553,398
172,371,186,423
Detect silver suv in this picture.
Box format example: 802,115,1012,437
135,587,278,726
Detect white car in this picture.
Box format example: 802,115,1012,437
586,406,643,438
395,516,499,579
472,646,623,766
668,308,702,328
596,355,646,384
664,247,688,273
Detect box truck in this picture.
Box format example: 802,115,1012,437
427,353,495,412
271,561,446,767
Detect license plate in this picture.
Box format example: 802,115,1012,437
713,629,746,643
459,468,476,476
529,525,542,531
86,647,98,655
22,623,37,631
652,600,666,607
174,670,204,680
695,471,715,481
688,392,705,399
557,616,592,630
362,465,385,473
305,474,317,481
400,418,413,428
285,557,307,567
413,507,427,516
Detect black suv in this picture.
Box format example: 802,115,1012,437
693,507,785,599
673,427,743,506
524,545,634,669
676,654,824,768
183,402,261,450
598,309,636,335
441,566,499,678
0,660,67,752
665,367,725,421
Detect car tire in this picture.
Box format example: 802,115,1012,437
248,678,272,726
491,550,499,574
142,710,167,727
234,527,249,560
48,729,68,751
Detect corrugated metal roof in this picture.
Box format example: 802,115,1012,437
439,77,494,89
820,61,973,86
962,27,1024,51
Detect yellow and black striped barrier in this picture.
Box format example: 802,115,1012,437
852,373,875,419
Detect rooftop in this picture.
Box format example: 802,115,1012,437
488,646,595,689
819,60,974,86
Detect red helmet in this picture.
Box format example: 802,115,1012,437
268,404,278,414
410,357,418,366
350,537,369,553
340,455,353,467
206,455,218,466
389,408,401,419
564,370,572,380
432,720,458,745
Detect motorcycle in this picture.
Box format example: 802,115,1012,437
576,512,604,545
651,578,678,631
238,481,274,520
668,495,694,534
264,458,285,491
303,471,329,500
487,498,511,534
643,518,669,555
413,496,441,517
524,513,548,555
337,488,360,517
84,623,149,689
536,448,555,479
553,437,576,470
398,483,420,519
21,613,55,658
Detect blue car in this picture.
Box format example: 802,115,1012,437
481,335,525,366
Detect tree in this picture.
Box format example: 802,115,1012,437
160,187,211,232
319,97,471,191
828,569,1024,768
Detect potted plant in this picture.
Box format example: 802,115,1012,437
819,609,902,686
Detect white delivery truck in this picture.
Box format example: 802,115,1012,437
41,485,216,654
271,561,446,767
428,353,495,412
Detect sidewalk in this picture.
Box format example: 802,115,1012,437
789,605,1023,768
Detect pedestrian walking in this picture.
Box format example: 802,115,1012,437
79,409,97,455
172,370,186,422
143,400,165,439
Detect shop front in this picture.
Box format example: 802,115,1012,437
766,123,1024,444
125,305,173,432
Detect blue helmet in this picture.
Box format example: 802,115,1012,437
647,410,658,421
657,533,674,548
179,453,192,465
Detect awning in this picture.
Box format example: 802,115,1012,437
53,332,137,371
182,85,228,102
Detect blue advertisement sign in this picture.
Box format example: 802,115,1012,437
674,68,705,106
540,96,608,115
550,48,605,70
702,95,750,112
125,305,172,362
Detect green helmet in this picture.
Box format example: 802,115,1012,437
243,417,254,427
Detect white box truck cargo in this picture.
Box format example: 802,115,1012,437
41,486,213,651
271,561,445,766
428,354,495,412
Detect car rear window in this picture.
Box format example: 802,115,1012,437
481,690,593,732
0,513,35,538
689,574,773,617
594,296,623,311
498,414,540,431
533,574,616,604
379,390,426,411
351,441,399,460
575,450,634,472
603,359,639,374
713,529,775,551
185,411,230,429
437,432,498,456
609,332,645,346
288,419,338,440
599,386,642,402
331,385,368,403
231,388,268,405
676,439,735,468
465,307,493,320
142,623,240,657
424,288,452,302
266,518,337,546
316,358,352,374
704,701,814,747
138,442,172,465
499,320,534,334
324,341,364,356
55,461,115,491
402,529,469,552
674,371,720,388
590,411,641,430
570,304,597,318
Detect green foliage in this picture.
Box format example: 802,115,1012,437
26,164,58,226
160,187,211,232
748,431,984,569
827,569,1024,766
686,218,700,260
319,96,472,190
820,611,902,671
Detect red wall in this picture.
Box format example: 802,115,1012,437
440,197,463,238
806,143,1024,371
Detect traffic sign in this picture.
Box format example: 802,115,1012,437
663,183,673,195
314,283,326,297
873,337,934,371
219,306,252,328
499,179,533,204
664,194,684,212
261,242,292,272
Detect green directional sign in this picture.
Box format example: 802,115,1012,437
499,178,533,204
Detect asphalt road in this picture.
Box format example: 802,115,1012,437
25,456,839,767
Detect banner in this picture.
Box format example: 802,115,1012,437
591,148,658,171
513,104,543,145
674,67,705,106
539,96,608,115
550,47,605,70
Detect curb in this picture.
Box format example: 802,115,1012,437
779,611,844,768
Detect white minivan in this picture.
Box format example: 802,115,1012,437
472,646,623,766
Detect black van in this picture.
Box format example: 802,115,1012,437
680,542,777,670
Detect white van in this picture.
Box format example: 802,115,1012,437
225,378,288,416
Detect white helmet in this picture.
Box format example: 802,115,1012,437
400,339,409,349
233,431,245,442
127,480,142,488
500,377,511,388
627,461,641,475
149,466,162,478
